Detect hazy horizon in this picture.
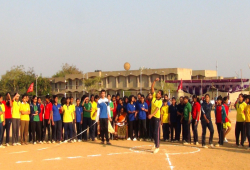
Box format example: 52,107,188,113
1,1,250,78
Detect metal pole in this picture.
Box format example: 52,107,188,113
216,61,218,79
140,69,142,94
36,76,37,96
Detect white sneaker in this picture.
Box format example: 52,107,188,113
16,143,21,146
183,142,189,145
64,140,68,143
215,144,220,147
153,148,159,154
43,141,46,144
195,142,199,145
202,145,208,149
224,138,228,143
34,142,37,145
210,144,214,148
133,138,137,141
6,143,10,147
73,139,77,142
127,138,131,141
78,139,81,142
13,143,17,146
139,138,143,141
0,145,5,148
39,141,43,144
52,141,55,144
47,141,51,144
146,139,151,142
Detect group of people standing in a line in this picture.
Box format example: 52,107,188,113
0,78,250,154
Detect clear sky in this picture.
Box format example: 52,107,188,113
1,1,250,78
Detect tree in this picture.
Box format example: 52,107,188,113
52,63,82,78
84,77,103,94
156,79,177,94
0,66,51,96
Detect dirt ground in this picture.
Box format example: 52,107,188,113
0,110,249,170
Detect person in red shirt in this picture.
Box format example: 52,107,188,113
38,97,44,141
43,95,52,144
191,95,201,145
1,93,12,146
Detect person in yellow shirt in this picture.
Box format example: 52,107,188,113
161,99,169,142
0,95,6,148
20,94,30,145
70,97,77,142
235,94,247,147
90,95,99,141
148,78,163,154
245,95,250,150
12,93,21,146
62,97,74,142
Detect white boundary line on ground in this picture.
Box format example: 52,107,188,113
16,160,32,163
87,154,101,157
9,151,28,154
129,144,200,155
37,147,49,151
43,157,61,161
67,156,83,159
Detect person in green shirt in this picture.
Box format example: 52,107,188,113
182,96,192,145
83,97,92,141
30,96,42,145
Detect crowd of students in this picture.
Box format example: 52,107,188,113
0,78,249,154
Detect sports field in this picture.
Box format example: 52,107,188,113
0,110,249,170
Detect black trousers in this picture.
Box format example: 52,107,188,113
52,120,62,142
170,122,177,141
40,121,44,141
43,119,51,141
162,123,169,140
76,122,82,140
191,119,199,143
146,118,151,139
216,123,224,145
82,117,91,140
29,121,32,142
90,120,96,140
139,119,147,139
175,120,181,141
135,119,139,139
100,118,109,142
183,120,191,143
1,118,11,144
31,121,41,142
235,122,245,146
246,122,250,147
152,117,160,148
128,120,137,139
201,120,214,146
72,120,76,140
